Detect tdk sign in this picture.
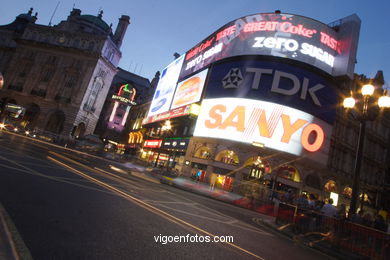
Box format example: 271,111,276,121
206,59,338,124
223,68,325,106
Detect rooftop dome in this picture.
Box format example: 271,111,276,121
77,14,110,32
16,8,35,22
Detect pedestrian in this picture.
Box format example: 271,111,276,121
362,211,374,227
308,194,316,209
336,203,347,220
350,209,364,224
321,198,337,217
282,189,295,204
373,214,387,232
297,194,309,210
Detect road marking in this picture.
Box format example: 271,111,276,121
50,151,273,237
0,155,114,195
48,155,267,260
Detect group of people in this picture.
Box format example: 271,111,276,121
280,190,390,233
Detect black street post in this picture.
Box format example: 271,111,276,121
344,77,390,215
349,120,366,215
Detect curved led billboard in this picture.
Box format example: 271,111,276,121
180,12,360,79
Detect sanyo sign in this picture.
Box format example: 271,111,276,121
194,98,332,160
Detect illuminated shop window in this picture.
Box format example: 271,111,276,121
194,146,211,159
210,173,234,191
276,165,301,182
324,180,337,193
244,156,271,180
215,150,239,165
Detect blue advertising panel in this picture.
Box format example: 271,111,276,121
147,55,185,117
205,59,338,124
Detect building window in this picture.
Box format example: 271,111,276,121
84,76,103,112
41,68,54,82
194,146,211,159
56,73,78,103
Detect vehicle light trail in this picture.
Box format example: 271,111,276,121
47,154,266,260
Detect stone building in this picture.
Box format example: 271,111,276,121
0,8,129,139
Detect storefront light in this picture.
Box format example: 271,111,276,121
189,103,201,116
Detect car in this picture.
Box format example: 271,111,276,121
150,168,179,185
0,123,19,133
74,134,105,153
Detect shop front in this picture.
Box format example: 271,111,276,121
140,138,190,170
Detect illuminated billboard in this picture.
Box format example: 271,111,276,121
143,104,191,125
147,55,185,117
193,98,331,163
171,69,208,110
205,59,338,124
144,139,162,148
180,13,360,79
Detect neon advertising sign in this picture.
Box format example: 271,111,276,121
111,83,137,105
180,13,360,79
109,83,137,131
194,98,331,163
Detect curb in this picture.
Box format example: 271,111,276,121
0,203,19,260
0,203,33,260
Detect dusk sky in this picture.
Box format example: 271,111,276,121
1,0,390,85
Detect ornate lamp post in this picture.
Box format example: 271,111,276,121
343,83,390,215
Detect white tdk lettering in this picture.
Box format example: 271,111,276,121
246,69,325,107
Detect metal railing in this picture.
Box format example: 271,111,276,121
275,203,390,259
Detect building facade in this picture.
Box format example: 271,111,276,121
138,11,390,210
0,8,129,140
94,67,152,151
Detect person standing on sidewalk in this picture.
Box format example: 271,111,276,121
321,198,336,217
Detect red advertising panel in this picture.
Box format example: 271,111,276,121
143,139,162,148
142,104,191,125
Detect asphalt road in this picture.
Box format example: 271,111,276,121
0,131,333,260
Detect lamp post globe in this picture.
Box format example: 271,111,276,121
343,82,389,215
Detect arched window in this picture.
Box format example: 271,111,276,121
276,165,301,182
244,156,271,180
45,110,65,134
23,103,40,128
73,122,86,138
215,150,239,165
194,146,211,159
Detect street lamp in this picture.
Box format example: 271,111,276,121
343,83,390,215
